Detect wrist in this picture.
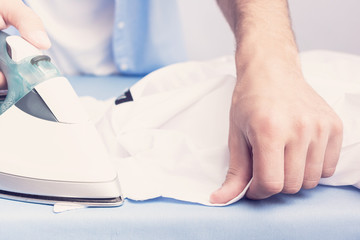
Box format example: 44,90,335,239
235,36,302,80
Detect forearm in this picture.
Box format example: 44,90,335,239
217,0,300,75
212,0,343,204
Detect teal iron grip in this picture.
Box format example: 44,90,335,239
0,31,61,114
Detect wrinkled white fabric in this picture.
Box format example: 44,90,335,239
85,50,360,205
301,51,360,188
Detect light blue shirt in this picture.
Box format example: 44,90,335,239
18,0,187,76
113,0,187,75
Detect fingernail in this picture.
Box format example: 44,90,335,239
29,31,51,49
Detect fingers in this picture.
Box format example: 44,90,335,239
322,118,343,178
0,0,51,49
282,141,307,194
0,72,6,90
303,118,343,188
212,120,342,202
210,129,252,204
246,118,343,198
246,132,285,199
302,139,327,189
0,16,7,30
247,111,342,199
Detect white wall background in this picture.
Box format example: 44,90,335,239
178,0,360,60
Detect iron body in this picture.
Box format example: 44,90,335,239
0,31,123,207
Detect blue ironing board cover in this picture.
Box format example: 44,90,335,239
0,75,359,240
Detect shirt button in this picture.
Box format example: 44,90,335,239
117,22,125,29
120,63,129,71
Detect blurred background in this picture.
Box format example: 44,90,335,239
178,0,360,60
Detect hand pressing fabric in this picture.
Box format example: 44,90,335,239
211,58,343,203
211,0,343,203
0,0,51,89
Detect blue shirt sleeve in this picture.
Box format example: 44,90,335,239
113,0,187,75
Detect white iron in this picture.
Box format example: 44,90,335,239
0,31,123,207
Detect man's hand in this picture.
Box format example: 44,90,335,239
0,0,50,89
211,0,343,203
211,58,343,203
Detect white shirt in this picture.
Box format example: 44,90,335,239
24,0,187,76
88,52,360,204
25,0,118,75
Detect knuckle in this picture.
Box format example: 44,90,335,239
296,116,310,130
315,121,328,137
248,113,282,138
332,117,344,135
294,116,311,138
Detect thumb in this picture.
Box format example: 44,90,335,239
2,0,51,49
210,129,252,204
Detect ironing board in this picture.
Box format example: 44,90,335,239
0,75,359,240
